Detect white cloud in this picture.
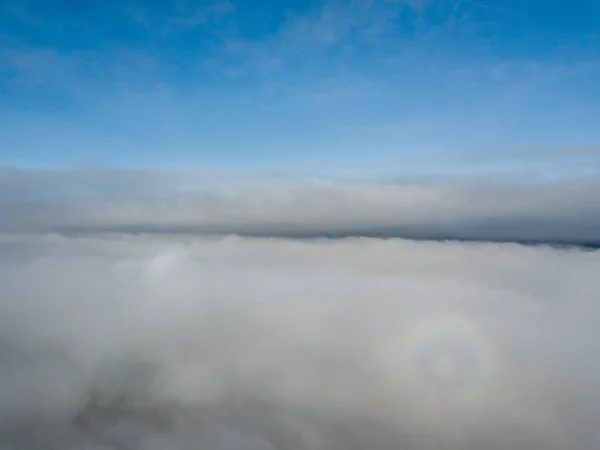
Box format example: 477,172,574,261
1,169,599,243
0,233,598,449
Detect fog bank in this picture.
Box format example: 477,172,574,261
0,234,598,449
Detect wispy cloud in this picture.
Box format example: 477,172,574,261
213,0,419,75
2,1,41,27
125,4,152,29
2,0,600,170
123,0,235,36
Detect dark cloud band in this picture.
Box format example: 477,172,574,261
1,169,599,245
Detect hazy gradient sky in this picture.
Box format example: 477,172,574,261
2,0,600,173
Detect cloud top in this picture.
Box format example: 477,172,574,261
0,233,598,449
1,169,599,244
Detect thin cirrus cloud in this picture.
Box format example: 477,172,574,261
2,0,600,168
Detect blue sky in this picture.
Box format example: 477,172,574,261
1,0,599,174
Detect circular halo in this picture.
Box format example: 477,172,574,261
373,311,502,406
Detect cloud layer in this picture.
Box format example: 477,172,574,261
0,233,598,449
1,169,600,244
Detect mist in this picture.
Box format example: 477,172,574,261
0,233,598,449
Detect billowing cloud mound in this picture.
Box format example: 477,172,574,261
0,233,598,449
1,169,600,243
